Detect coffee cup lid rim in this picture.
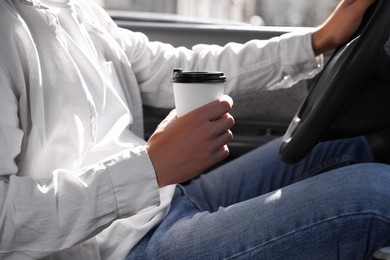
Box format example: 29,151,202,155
171,68,226,83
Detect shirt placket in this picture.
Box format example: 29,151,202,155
19,0,98,145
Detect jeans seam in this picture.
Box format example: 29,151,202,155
225,212,390,259
177,184,203,212
301,155,358,180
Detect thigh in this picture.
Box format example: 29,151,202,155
128,163,390,260
183,136,373,212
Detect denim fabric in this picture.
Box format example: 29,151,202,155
127,137,390,259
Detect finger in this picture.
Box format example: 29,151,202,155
212,144,230,161
209,113,235,137
203,135,232,168
220,95,234,107
211,130,234,151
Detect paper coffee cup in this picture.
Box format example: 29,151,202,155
171,69,226,117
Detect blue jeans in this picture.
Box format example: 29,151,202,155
127,137,390,259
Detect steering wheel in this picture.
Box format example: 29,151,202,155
279,0,390,164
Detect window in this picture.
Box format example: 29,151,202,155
93,0,339,27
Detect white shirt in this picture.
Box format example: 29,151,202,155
0,0,322,259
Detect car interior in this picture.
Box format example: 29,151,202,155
110,1,390,258
280,0,390,164
109,0,390,167
110,10,313,162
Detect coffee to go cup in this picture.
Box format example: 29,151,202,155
171,68,226,117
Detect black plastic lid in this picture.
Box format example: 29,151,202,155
171,68,226,83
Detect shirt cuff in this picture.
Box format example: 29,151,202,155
103,146,160,218
280,31,323,78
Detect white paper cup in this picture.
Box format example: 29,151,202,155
172,69,226,117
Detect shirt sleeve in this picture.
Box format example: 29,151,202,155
79,0,323,109
116,27,322,108
130,31,323,108
0,60,160,257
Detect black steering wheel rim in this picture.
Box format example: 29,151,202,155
280,0,390,164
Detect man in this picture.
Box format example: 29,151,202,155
1,0,389,259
